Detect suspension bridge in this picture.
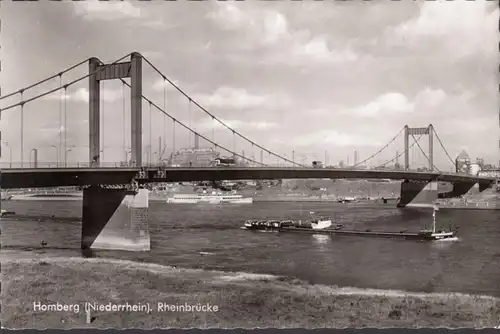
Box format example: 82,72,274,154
0,52,496,251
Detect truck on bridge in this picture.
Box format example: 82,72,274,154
312,161,324,168
210,157,236,167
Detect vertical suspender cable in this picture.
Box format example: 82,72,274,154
20,91,24,168
122,82,126,162
149,102,152,165
58,75,62,168
212,117,215,150
64,85,68,166
188,98,192,148
163,78,167,157
101,81,105,162
172,119,176,157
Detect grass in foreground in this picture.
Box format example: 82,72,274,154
1,258,499,329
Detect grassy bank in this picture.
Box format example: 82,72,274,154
2,258,499,329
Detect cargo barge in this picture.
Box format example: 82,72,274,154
242,208,458,241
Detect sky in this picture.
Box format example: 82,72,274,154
0,0,498,169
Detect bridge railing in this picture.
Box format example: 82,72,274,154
0,162,126,169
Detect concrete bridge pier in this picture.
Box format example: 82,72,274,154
396,179,438,208
438,181,476,199
81,185,150,251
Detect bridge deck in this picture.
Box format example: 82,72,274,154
0,167,495,189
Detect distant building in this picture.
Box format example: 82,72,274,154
469,163,481,176
169,147,219,167
455,150,471,174
478,168,500,179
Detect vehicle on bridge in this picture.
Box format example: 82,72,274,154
312,161,325,168
210,157,236,167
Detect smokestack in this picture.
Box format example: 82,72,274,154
260,150,263,164
354,150,358,166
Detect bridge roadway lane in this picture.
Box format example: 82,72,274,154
0,167,496,189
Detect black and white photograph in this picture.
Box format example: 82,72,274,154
0,0,499,329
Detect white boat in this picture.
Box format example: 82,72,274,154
418,205,459,241
166,190,253,204
0,209,15,217
309,212,332,230
338,196,357,203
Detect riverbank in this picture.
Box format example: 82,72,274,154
1,257,499,329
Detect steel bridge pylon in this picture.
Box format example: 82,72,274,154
403,124,433,171
89,52,143,167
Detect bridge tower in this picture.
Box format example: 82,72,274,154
89,52,143,167
84,53,150,252
403,124,433,171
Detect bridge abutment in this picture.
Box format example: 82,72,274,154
82,186,150,251
397,179,438,208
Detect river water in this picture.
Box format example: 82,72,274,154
1,200,500,298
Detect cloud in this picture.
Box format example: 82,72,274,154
72,0,170,29
142,51,165,60
43,87,123,103
288,36,358,65
196,118,279,131
73,0,142,20
282,130,382,148
152,78,185,92
414,88,447,107
208,4,289,46
387,1,498,59
344,88,449,118
346,92,415,118
193,87,290,110
208,3,358,66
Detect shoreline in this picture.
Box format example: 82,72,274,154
1,256,499,329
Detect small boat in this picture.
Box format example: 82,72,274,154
417,205,458,241
0,209,15,217
338,196,357,203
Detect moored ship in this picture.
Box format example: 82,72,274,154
167,190,253,204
